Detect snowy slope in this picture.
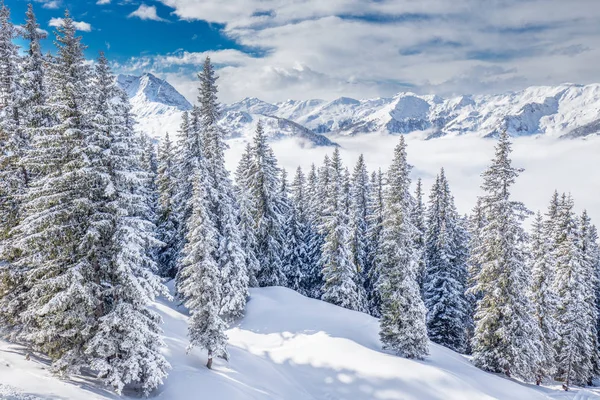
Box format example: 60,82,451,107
2,285,598,399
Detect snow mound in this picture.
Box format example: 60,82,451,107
3,284,596,399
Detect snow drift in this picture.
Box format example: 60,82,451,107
3,284,596,399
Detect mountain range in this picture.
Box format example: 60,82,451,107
117,73,600,145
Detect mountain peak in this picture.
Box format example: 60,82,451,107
117,73,192,111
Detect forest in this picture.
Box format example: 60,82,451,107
0,4,599,396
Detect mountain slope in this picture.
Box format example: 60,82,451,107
228,84,600,138
1,284,595,399
118,74,337,147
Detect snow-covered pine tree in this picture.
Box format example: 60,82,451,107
350,154,371,310
412,178,426,296
156,132,180,277
20,4,49,141
320,148,363,311
529,211,558,384
469,131,540,380
197,57,248,320
376,137,428,359
138,133,159,223
0,2,24,253
283,167,308,292
234,142,260,287
423,169,469,353
552,194,597,388
302,163,323,298
177,167,228,370
84,56,169,394
366,168,385,317
7,11,101,373
244,121,286,287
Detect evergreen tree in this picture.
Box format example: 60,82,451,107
366,169,385,317
469,131,540,380
350,154,371,310
0,2,24,252
177,170,228,370
156,132,179,277
197,57,248,320
244,121,286,287
424,169,469,353
302,163,323,298
234,142,259,287
320,148,363,311
529,211,558,384
84,57,169,394
412,178,426,296
376,137,428,359
283,167,309,293
552,196,598,389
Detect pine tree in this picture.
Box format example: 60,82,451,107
552,195,597,389
376,137,429,359
177,170,228,370
529,211,558,384
0,2,24,252
366,169,385,317
350,154,371,311
320,148,363,311
7,11,100,373
198,57,248,320
412,178,426,296
235,142,260,287
302,163,323,298
283,167,309,293
244,121,286,287
156,132,179,277
84,58,169,394
469,131,540,380
424,169,469,353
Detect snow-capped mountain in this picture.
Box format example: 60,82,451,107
119,74,600,142
118,73,336,147
229,83,600,138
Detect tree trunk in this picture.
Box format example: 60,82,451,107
206,350,213,369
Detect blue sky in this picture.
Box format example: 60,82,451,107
6,0,600,103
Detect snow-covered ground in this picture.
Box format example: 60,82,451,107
2,284,600,399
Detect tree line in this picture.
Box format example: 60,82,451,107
0,3,598,395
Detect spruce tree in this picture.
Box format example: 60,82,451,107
177,170,228,370
198,57,248,320
84,57,169,394
283,167,309,293
412,178,426,296
529,211,558,384
366,169,385,317
350,154,371,310
156,132,179,277
235,142,260,287
302,163,323,298
424,169,469,353
244,121,286,287
376,137,428,359
320,148,363,311
469,131,540,380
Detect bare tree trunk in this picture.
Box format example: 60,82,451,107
206,350,213,369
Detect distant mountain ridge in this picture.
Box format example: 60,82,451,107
118,73,600,142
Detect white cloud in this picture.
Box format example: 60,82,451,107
48,17,92,32
126,0,600,103
128,4,167,21
97,0,111,4
35,0,61,9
